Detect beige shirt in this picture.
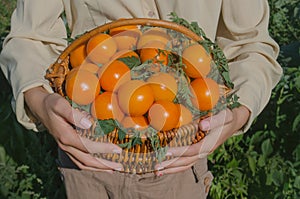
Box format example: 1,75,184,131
0,0,282,133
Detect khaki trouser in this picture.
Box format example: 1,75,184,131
58,152,213,199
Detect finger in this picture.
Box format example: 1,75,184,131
55,125,90,153
63,146,124,171
49,95,123,155
155,154,200,171
199,108,233,131
67,155,114,173
166,142,208,157
80,137,122,154
155,162,195,176
196,123,234,155
72,109,93,129
165,145,189,157
166,124,226,157
55,117,122,156
53,97,93,129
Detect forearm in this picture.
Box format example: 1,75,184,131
0,1,67,131
217,0,282,133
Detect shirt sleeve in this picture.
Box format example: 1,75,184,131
0,0,67,132
217,0,283,134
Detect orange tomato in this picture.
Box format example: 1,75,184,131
69,43,87,68
113,35,137,51
137,27,171,49
176,104,193,128
182,44,211,78
139,41,170,65
86,33,117,65
146,72,178,101
111,29,142,51
190,78,220,111
117,80,154,116
110,49,139,60
65,69,100,105
91,91,124,121
121,115,149,131
112,93,125,122
109,20,141,51
98,60,131,92
148,100,180,131
78,62,99,74
109,20,139,36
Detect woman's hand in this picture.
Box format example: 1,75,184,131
155,105,250,176
24,86,123,172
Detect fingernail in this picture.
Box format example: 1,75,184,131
80,117,92,129
166,151,173,156
156,171,164,177
200,120,210,131
156,166,164,171
113,148,122,154
115,167,123,172
155,164,164,171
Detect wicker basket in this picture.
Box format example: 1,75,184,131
45,18,227,174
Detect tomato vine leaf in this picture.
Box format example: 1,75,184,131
118,56,141,69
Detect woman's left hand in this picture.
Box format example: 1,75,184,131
155,105,250,176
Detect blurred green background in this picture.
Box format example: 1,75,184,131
0,0,299,198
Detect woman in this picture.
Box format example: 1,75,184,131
0,0,282,198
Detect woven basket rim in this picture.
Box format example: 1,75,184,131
45,18,216,174
54,18,203,66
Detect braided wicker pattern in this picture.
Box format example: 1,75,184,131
79,121,205,174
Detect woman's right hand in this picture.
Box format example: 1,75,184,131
24,86,123,172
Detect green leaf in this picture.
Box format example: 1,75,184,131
221,71,234,89
261,139,273,158
132,137,142,146
66,97,91,113
226,94,241,109
118,56,141,69
294,75,300,91
293,145,300,162
94,122,104,137
271,171,284,186
249,130,265,145
294,176,300,189
292,113,300,131
118,142,131,149
118,137,142,149
258,155,266,167
266,172,273,186
227,158,239,168
276,93,293,105
247,155,256,175
97,119,116,135
117,128,126,141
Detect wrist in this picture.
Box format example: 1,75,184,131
24,86,50,122
232,105,251,132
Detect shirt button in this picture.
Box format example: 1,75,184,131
204,177,210,186
205,185,211,194
148,11,155,17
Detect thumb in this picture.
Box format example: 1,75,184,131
80,137,123,154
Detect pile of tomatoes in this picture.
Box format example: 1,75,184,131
65,24,222,133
